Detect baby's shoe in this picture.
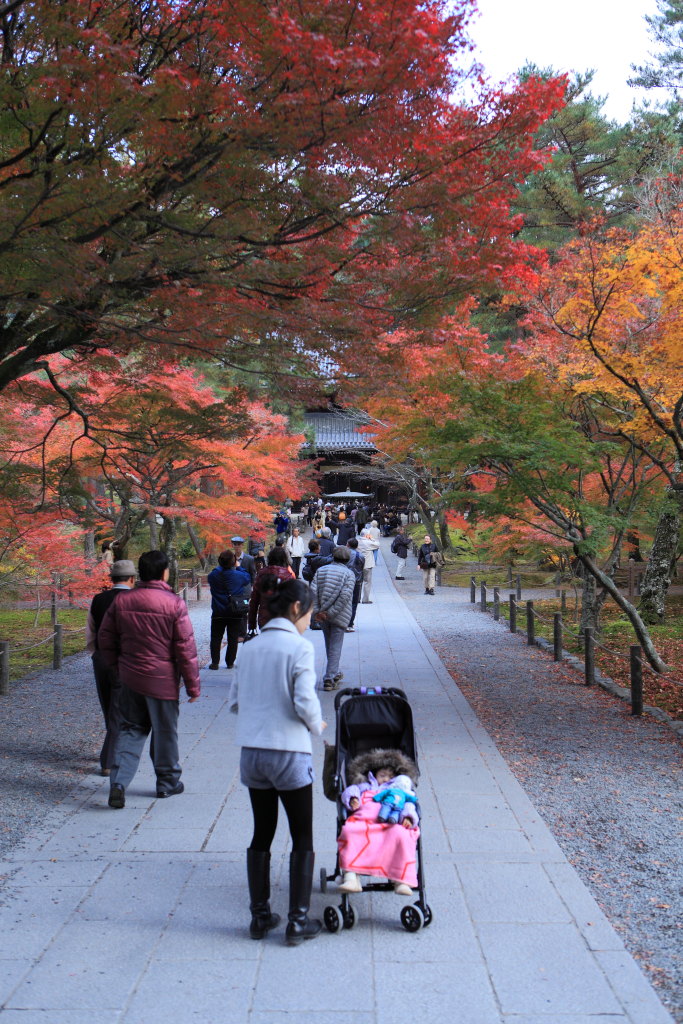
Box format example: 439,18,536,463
393,881,413,896
338,871,362,893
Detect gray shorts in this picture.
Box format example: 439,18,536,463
240,747,314,791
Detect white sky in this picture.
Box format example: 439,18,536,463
469,0,661,122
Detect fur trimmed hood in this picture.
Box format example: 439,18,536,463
346,748,419,787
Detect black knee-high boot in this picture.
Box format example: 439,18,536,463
246,849,281,939
285,850,322,946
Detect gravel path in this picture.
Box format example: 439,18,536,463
0,598,211,861
385,539,683,1023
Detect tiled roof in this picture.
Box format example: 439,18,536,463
302,411,377,452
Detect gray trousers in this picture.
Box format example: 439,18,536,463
362,567,373,602
394,556,407,578
320,622,346,680
111,685,181,794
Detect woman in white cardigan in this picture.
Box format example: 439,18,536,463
228,578,326,946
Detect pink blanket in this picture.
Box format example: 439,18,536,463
338,790,420,887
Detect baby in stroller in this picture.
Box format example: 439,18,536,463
337,748,420,896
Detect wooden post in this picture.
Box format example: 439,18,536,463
53,624,63,670
560,590,567,614
0,641,9,696
470,577,476,603
182,586,188,604
196,582,202,601
630,645,643,716
584,627,595,686
553,613,563,662
191,568,197,587
516,575,522,600
507,565,513,584
493,587,500,621
509,595,517,633
526,600,535,645
51,589,57,625
480,582,487,611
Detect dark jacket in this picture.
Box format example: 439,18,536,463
347,549,365,584
236,551,256,585
207,566,251,617
302,552,332,583
248,565,295,631
336,521,356,545
89,588,122,650
98,581,200,700
391,533,410,559
318,537,335,557
418,542,439,569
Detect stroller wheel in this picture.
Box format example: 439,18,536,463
324,905,344,933
342,904,359,930
320,867,328,894
421,904,433,927
400,903,424,933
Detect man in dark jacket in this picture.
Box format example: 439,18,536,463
207,550,251,670
345,537,364,632
317,527,336,557
417,534,439,595
99,550,201,808
302,539,332,582
86,559,137,775
336,517,356,546
391,529,410,581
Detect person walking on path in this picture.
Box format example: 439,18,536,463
98,550,200,808
417,534,439,595
367,519,381,564
310,546,355,690
286,527,306,578
317,526,335,557
86,559,137,776
357,530,376,603
336,514,355,546
345,536,364,631
231,536,256,586
391,528,410,580
227,579,327,945
248,547,296,633
207,550,251,670
301,538,332,583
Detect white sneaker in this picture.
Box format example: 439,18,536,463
393,881,413,896
338,871,362,893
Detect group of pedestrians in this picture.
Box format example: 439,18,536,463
85,515,440,946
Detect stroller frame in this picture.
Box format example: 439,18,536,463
321,686,433,933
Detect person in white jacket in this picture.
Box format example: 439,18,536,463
228,578,327,946
358,530,378,602
366,520,382,564
286,527,306,577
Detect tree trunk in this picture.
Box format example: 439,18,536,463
186,522,208,570
159,515,178,590
577,549,667,672
83,530,96,564
437,510,450,552
148,512,159,549
638,491,682,624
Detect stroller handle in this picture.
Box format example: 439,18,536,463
334,686,408,710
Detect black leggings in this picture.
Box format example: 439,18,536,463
248,785,313,853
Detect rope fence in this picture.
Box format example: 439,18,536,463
469,575,683,726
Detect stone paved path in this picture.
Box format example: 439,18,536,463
0,552,674,1023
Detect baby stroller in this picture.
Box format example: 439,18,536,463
320,686,433,932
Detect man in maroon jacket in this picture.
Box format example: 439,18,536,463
99,550,201,808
